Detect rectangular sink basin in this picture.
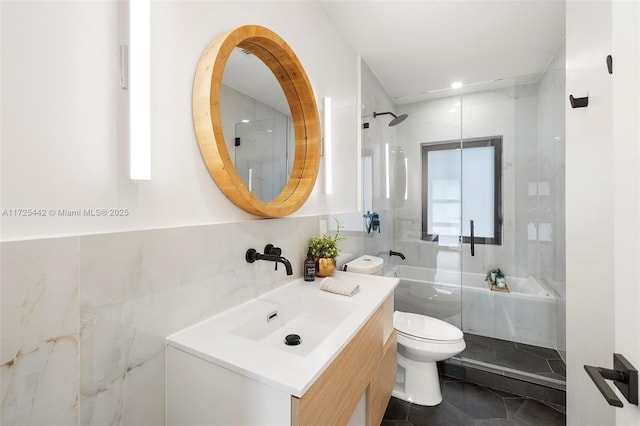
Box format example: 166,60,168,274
231,289,357,356
167,272,398,396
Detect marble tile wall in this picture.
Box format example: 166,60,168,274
1,238,79,425
1,216,320,425
537,42,566,359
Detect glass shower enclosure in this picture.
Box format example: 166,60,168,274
392,62,566,389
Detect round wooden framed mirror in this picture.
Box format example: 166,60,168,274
192,25,321,217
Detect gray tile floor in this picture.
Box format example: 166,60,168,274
381,376,566,426
460,334,566,381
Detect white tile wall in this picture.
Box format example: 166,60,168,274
1,216,321,425
0,238,79,425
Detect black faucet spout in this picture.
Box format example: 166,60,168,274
246,248,294,275
258,253,293,275
389,250,406,260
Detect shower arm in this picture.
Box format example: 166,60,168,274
373,111,408,127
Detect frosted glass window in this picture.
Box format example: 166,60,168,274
422,137,502,245
427,149,461,236
461,147,494,238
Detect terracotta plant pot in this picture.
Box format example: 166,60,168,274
315,258,336,277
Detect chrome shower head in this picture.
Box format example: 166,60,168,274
373,111,408,126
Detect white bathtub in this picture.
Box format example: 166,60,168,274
386,265,558,349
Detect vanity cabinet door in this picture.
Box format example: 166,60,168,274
291,307,383,426
367,330,397,426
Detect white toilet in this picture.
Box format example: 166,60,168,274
343,255,466,406
393,311,465,406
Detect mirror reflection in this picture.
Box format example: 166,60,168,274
220,47,294,203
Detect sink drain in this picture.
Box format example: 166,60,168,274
284,334,302,346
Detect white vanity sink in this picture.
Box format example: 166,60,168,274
167,271,398,397
230,286,358,356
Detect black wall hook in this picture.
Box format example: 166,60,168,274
607,55,613,74
570,95,589,109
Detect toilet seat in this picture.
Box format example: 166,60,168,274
394,311,464,343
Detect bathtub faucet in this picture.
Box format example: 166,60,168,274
389,250,406,260
246,244,293,275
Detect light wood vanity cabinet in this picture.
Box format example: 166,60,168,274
292,294,397,426
368,329,398,425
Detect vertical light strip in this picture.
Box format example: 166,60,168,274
324,97,333,194
129,0,151,180
385,143,390,199
355,57,363,212
404,157,409,200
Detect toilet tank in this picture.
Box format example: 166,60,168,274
343,255,384,275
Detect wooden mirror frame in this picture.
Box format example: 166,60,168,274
193,25,321,217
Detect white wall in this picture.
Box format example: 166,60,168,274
559,2,640,423
566,1,615,425
0,1,359,241
612,1,640,424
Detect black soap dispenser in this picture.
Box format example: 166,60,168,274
304,247,316,281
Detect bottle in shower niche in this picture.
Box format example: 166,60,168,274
304,247,316,281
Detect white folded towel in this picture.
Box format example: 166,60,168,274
319,277,360,297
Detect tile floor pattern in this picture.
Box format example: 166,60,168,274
460,334,566,381
381,376,566,426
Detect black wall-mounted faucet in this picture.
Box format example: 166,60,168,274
246,244,293,275
389,250,406,260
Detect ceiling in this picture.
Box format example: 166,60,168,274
319,0,566,104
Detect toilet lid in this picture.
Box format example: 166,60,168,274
343,255,383,274
394,311,463,341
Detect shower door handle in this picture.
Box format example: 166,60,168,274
470,220,475,256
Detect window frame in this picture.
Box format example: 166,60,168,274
421,136,503,245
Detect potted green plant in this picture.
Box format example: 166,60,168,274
309,218,345,277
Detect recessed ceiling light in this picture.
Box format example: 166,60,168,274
451,81,463,89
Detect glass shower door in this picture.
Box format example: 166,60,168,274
417,142,463,328
458,80,565,386
393,92,464,333
457,132,505,369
